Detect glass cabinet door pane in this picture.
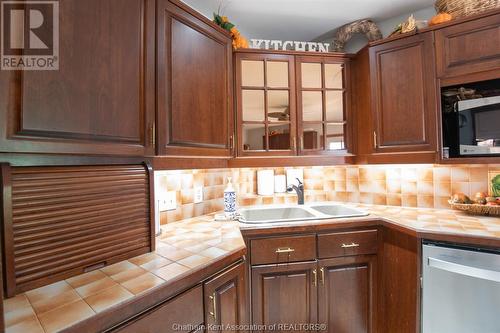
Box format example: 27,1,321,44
268,123,291,150
267,61,289,88
301,63,322,88
242,90,265,121
325,91,344,122
326,124,345,150
268,90,289,121
302,123,323,150
241,60,264,87
324,64,343,89
243,124,266,151
302,91,323,121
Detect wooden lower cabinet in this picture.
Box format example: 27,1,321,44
114,260,247,333
251,258,376,333
251,261,318,332
204,261,247,333
115,285,204,333
318,256,377,333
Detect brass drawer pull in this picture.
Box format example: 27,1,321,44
312,269,317,287
320,267,325,285
275,247,295,254
209,293,217,320
341,242,360,248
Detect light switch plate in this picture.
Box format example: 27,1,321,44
194,186,203,204
159,191,177,211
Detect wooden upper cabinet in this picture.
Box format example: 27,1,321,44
157,0,234,157
235,50,352,159
0,0,155,156
204,261,247,332
236,52,297,157
296,56,351,156
369,32,438,157
435,13,500,78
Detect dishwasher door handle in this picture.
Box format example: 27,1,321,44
428,257,500,283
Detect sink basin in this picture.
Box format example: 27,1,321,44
238,207,316,224
238,203,368,224
309,204,368,218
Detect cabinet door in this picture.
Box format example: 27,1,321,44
116,285,204,333
369,33,437,156
236,52,297,156
296,56,351,156
435,13,500,78
251,261,318,332
0,0,155,156
318,256,377,333
204,261,247,333
157,0,234,157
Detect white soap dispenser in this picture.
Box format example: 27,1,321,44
224,177,237,219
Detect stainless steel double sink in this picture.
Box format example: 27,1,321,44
238,203,369,224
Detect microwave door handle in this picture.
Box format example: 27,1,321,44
428,257,500,283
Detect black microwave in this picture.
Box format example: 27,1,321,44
442,96,500,158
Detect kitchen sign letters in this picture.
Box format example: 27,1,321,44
250,39,331,52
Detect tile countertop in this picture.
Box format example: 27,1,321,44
239,203,500,246
3,203,500,333
3,218,246,333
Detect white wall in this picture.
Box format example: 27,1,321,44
318,6,436,53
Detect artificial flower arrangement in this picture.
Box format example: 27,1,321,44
213,13,249,49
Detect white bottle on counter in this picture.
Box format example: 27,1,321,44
224,177,236,219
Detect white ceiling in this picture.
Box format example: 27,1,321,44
182,0,435,41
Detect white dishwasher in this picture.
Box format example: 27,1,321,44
422,242,500,333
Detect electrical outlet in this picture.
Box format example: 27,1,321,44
158,191,177,211
194,186,203,204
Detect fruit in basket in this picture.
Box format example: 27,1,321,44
474,192,487,205
486,196,497,203
451,192,472,204
486,201,498,206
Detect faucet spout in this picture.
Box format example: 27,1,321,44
287,178,305,205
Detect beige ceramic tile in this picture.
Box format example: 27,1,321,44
121,272,164,295
417,181,434,195
433,167,451,182
25,280,73,305
178,254,210,269
84,285,133,313
66,270,107,289
4,295,35,327
100,261,137,276
75,276,117,298
140,256,172,271
5,316,44,333
109,266,147,284
38,300,95,333
435,182,451,197
199,247,227,259
153,262,190,281
451,167,469,182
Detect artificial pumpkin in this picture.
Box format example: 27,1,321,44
213,13,249,50
429,12,453,26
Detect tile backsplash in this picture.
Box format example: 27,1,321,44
156,164,500,224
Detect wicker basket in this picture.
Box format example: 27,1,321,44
448,200,500,216
435,0,500,18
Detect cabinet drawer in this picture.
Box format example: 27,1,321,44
116,285,203,333
318,230,378,258
250,235,316,265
